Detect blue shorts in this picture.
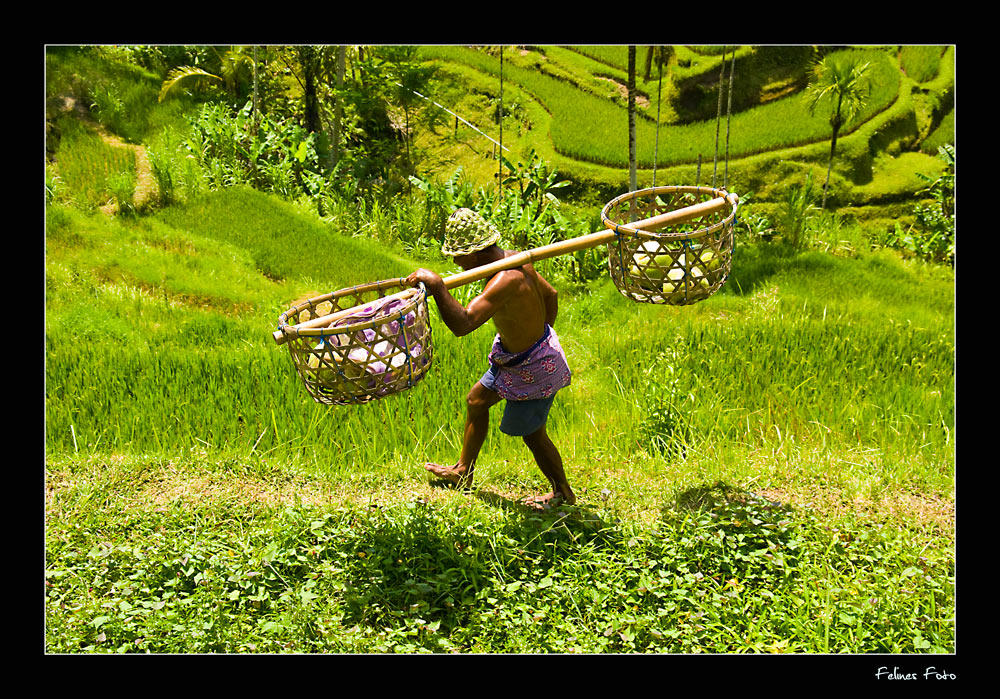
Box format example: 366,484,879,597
480,365,556,437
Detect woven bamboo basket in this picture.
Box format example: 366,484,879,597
275,278,433,405
602,185,738,305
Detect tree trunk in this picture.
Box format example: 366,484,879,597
332,46,345,170
251,46,260,186
252,46,258,135
499,45,504,199
628,46,637,194
822,96,844,210
822,128,838,210
299,47,320,134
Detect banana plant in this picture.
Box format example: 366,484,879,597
499,148,570,220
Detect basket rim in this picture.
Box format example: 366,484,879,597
277,278,426,338
601,185,738,241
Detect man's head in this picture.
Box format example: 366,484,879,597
451,247,500,271
442,208,501,263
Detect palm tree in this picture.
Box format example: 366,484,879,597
803,52,871,209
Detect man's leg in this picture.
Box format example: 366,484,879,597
521,425,575,508
425,380,502,488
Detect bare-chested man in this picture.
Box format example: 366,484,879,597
405,208,575,510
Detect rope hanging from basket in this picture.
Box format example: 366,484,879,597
498,45,503,199
712,46,735,190
603,46,741,308
653,50,663,188
647,46,735,190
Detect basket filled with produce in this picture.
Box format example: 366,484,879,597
274,279,434,405
602,186,738,305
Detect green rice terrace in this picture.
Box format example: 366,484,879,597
44,45,955,659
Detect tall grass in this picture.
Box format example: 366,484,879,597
46,190,954,488
154,186,416,285
50,118,136,210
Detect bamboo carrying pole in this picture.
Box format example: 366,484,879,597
277,287,417,337
273,193,735,346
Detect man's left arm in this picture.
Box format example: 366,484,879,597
537,272,559,327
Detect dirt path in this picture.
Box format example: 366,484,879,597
97,130,157,215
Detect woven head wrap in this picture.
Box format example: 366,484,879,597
441,208,501,257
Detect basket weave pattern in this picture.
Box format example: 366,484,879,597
604,186,736,305
278,279,433,405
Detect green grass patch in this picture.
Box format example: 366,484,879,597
154,186,417,285
899,45,946,84
45,453,954,654
922,108,954,154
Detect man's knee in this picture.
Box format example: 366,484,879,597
522,426,549,450
466,383,499,414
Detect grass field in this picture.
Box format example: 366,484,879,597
44,45,955,658
44,186,954,655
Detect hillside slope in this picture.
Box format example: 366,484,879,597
412,45,954,211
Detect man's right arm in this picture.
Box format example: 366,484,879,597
406,268,512,337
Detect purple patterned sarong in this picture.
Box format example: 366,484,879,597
485,324,572,402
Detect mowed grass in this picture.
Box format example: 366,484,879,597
45,188,955,654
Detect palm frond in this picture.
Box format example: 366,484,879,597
158,66,222,102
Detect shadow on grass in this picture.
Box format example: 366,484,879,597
334,482,623,642
658,480,805,588
721,240,804,300
672,479,793,512
428,476,612,527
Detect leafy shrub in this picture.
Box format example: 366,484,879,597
912,145,954,261
874,145,954,264
105,170,137,216
184,100,326,202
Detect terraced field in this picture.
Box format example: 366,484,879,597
413,45,954,212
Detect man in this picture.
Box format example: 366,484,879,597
406,208,575,510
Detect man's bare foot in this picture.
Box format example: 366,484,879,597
424,463,472,488
522,490,575,511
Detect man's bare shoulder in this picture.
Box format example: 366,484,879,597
484,265,527,293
